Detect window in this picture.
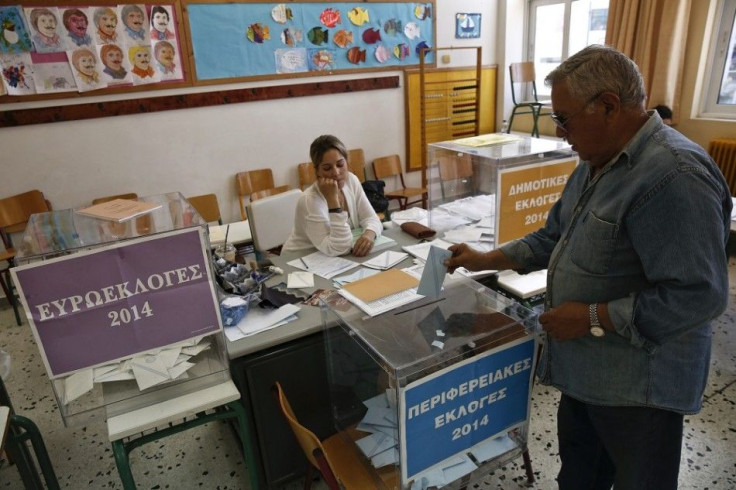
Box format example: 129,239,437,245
528,0,609,98
701,0,736,119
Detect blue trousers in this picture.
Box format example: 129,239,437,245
557,394,684,490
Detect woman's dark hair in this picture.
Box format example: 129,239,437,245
310,135,348,167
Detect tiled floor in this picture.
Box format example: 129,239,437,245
0,264,734,489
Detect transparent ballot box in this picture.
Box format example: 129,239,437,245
321,274,540,489
426,135,577,248
11,192,231,427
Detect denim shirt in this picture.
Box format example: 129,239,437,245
500,114,732,414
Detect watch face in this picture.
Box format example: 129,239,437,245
590,325,605,337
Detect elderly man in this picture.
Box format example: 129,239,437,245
446,45,731,490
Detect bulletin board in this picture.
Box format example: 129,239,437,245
0,1,435,105
184,1,436,83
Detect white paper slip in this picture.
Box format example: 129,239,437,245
333,267,381,286
287,251,358,279
62,368,94,404
362,251,409,270
402,238,453,261
287,271,314,288
236,303,301,336
443,227,484,243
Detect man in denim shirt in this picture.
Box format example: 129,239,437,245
446,45,731,489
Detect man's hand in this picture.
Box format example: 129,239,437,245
538,301,590,341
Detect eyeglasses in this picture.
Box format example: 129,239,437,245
549,93,602,132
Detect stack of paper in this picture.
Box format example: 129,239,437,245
338,268,423,316
224,303,301,341
355,392,399,468
362,251,409,270
76,199,161,222
287,251,358,279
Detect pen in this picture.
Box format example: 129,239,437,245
300,257,309,270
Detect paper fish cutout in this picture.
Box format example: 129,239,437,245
415,4,432,20
347,46,366,64
333,29,353,48
307,26,328,45
281,28,302,46
393,43,410,60
415,41,431,56
404,22,420,39
383,19,401,36
247,23,269,43
362,27,381,44
374,44,389,63
320,8,341,28
271,4,293,24
348,7,369,26
310,48,334,71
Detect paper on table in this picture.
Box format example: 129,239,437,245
332,267,381,286
341,268,419,303
236,303,301,336
287,271,314,288
362,251,409,270
287,251,358,279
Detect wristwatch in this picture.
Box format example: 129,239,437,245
589,303,605,337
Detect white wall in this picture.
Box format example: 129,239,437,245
0,1,500,223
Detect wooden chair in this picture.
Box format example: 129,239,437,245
372,154,427,210
298,162,317,190
272,381,394,490
187,194,222,224
438,155,475,200
347,149,366,182
235,169,275,220
0,190,52,326
250,184,291,202
508,62,551,138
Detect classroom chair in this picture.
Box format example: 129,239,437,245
235,169,276,220
0,189,52,325
372,154,427,210
246,189,301,257
298,162,317,190
250,184,291,202
438,155,476,200
187,193,223,224
347,149,366,182
272,381,395,489
508,62,550,138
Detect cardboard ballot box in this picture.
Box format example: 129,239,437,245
426,135,578,249
321,273,540,489
11,192,230,427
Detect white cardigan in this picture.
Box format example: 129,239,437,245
283,172,382,256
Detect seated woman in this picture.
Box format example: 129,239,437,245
283,135,382,257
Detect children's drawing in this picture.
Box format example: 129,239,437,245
347,7,369,26
98,43,132,84
383,19,401,36
455,13,480,39
332,29,353,48
393,43,410,60
153,39,182,80
308,48,334,71
271,4,293,24
69,47,106,92
150,5,175,41
307,27,328,46
414,4,431,20
128,44,159,85
31,59,77,94
374,44,389,63
0,6,33,55
0,53,36,94
92,7,119,45
280,28,302,47
415,41,431,57
319,8,341,28
274,47,307,73
346,46,365,64
404,22,420,40
121,4,148,44
61,8,92,49
25,7,64,53
247,23,269,43
362,27,381,44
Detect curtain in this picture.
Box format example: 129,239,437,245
605,0,691,124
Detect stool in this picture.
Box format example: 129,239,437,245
107,380,258,489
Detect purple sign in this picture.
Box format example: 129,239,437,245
13,228,220,378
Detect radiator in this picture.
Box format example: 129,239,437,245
708,138,736,195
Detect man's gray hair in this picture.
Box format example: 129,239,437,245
545,45,646,108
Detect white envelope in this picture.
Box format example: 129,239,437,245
287,271,314,288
